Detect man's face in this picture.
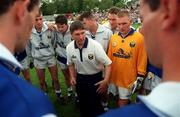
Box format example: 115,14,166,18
117,16,131,35
35,15,43,30
72,29,86,46
108,13,118,30
140,0,162,67
16,3,39,52
56,24,68,34
82,18,91,30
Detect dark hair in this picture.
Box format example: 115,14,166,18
0,0,39,16
108,6,120,15
70,20,84,34
28,0,39,12
144,0,160,11
55,15,68,25
78,11,94,21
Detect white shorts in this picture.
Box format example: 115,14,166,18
108,83,118,96
20,57,29,70
108,83,131,99
34,56,56,69
143,72,162,90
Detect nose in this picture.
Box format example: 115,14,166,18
119,24,124,30
79,34,84,41
109,20,113,24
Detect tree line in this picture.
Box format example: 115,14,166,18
41,0,136,15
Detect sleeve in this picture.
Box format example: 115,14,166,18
106,30,113,53
66,43,73,65
95,42,112,66
51,31,57,49
107,36,114,61
27,39,34,60
137,35,147,76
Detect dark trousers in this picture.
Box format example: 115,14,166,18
76,72,104,117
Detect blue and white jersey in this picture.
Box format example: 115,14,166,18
0,43,56,117
55,27,72,64
30,23,56,61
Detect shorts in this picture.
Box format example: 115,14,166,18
20,57,29,70
34,56,56,69
108,83,131,99
117,86,131,99
108,83,118,96
143,72,162,90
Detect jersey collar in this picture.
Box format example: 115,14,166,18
118,28,135,38
74,37,88,49
139,82,180,117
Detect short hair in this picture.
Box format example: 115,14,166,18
108,6,120,15
70,20,85,34
28,0,40,12
78,11,94,21
117,10,130,19
144,0,160,11
0,0,39,16
55,15,68,25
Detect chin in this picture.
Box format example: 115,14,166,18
15,43,26,53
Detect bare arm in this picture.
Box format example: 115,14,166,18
68,64,76,86
95,64,111,94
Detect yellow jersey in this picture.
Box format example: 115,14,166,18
108,28,147,88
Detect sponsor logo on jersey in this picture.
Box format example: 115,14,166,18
47,35,52,39
71,55,76,59
88,54,94,60
113,48,132,59
130,41,136,48
112,42,117,47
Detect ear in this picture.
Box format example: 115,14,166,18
161,0,178,30
14,0,30,25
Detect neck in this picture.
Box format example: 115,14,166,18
121,28,131,38
163,60,180,82
0,17,16,54
90,22,98,35
35,27,42,32
76,42,84,49
162,37,180,82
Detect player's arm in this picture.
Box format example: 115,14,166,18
95,43,112,94
68,64,76,86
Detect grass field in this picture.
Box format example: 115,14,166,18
28,68,118,117
29,68,80,117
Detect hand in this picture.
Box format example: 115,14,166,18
147,72,155,80
47,23,57,31
95,79,108,94
70,77,76,86
130,77,144,94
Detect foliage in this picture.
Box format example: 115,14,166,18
41,0,133,14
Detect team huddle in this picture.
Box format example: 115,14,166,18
15,6,162,117
1,0,179,117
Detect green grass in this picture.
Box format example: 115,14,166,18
29,68,80,117
27,68,118,117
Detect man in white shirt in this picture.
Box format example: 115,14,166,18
67,21,112,117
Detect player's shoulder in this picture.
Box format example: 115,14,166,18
66,40,75,50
